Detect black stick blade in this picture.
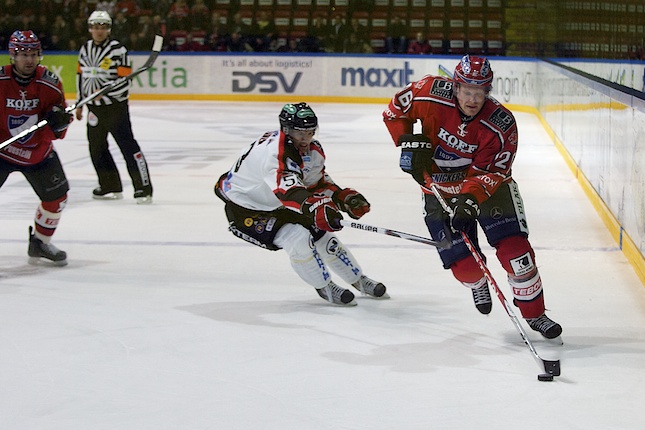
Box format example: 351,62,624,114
543,359,561,376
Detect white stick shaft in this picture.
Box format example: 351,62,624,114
340,220,450,248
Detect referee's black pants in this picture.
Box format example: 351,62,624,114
87,101,152,195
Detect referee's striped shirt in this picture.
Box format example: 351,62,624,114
76,38,132,106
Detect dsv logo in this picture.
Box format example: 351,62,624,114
232,71,302,93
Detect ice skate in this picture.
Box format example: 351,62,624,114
316,281,356,306
93,187,123,200
526,314,562,339
352,275,389,299
28,227,67,266
134,190,153,204
471,283,492,314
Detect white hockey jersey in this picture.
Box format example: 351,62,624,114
219,129,340,212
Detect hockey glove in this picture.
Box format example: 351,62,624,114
46,106,73,133
302,194,344,232
398,134,434,185
448,194,480,232
333,188,370,220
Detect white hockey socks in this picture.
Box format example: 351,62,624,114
274,224,331,288
314,232,362,285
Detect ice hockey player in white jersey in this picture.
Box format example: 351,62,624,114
215,103,388,305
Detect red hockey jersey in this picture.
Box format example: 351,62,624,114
383,74,519,204
0,65,68,166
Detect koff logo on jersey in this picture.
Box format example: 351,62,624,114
437,127,477,154
6,90,40,111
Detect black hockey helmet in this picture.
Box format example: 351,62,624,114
278,103,318,133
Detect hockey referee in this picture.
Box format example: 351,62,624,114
75,10,153,204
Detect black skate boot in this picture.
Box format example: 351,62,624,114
527,314,562,339
28,227,67,266
93,187,123,200
134,189,153,204
471,283,492,314
352,275,389,299
317,282,356,306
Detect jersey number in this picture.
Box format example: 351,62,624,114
493,151,512,170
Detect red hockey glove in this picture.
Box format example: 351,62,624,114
398,134,434,185
449,194,480,232
333,188,370,220
302,194,343,232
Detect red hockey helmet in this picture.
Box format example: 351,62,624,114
8,30,42,58
453,55,493,88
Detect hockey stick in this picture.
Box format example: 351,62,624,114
428,183,561,379
340,219,451,248
0,35,164,151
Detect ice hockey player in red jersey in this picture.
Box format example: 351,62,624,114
0,30,73,266
383,55,562,339
215,103,388,306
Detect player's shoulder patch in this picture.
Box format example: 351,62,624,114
429,78,454,100
487,107,516,133
40,68,61,85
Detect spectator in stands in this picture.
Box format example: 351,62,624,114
190,0,210,32
167,0,191,33
344,32,371,54
208,11,227,41
151,14,166,39
95,0,116,16
407,32,431,55
154,0,172,18
48,34,65,51
206,32,225,52
346,18,368,48
52,15,72,51
225,31,251,52
70,17,87,49
227,12,251,39
386,15,407,54
137,15,157,49
39,0,59,23
33,15,52,50
279,38,306,53
307,15,330,52
114,0,139,16
249,10,276,52
111,10,132,42
329,14,350,53
178,32,207,51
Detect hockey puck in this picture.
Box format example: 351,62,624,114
537,373,554,382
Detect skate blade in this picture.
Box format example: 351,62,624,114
93,192,123,200
28,256,68,267
135,196,153,204
367,292,390,300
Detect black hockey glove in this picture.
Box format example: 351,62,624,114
332,188,370,220
302,194,344,232
46,106,72,133
398,134,434,185
449,194,480,232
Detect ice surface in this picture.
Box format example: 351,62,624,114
1,102,644,429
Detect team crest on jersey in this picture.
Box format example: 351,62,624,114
8,114,38,143
433,146,472,173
